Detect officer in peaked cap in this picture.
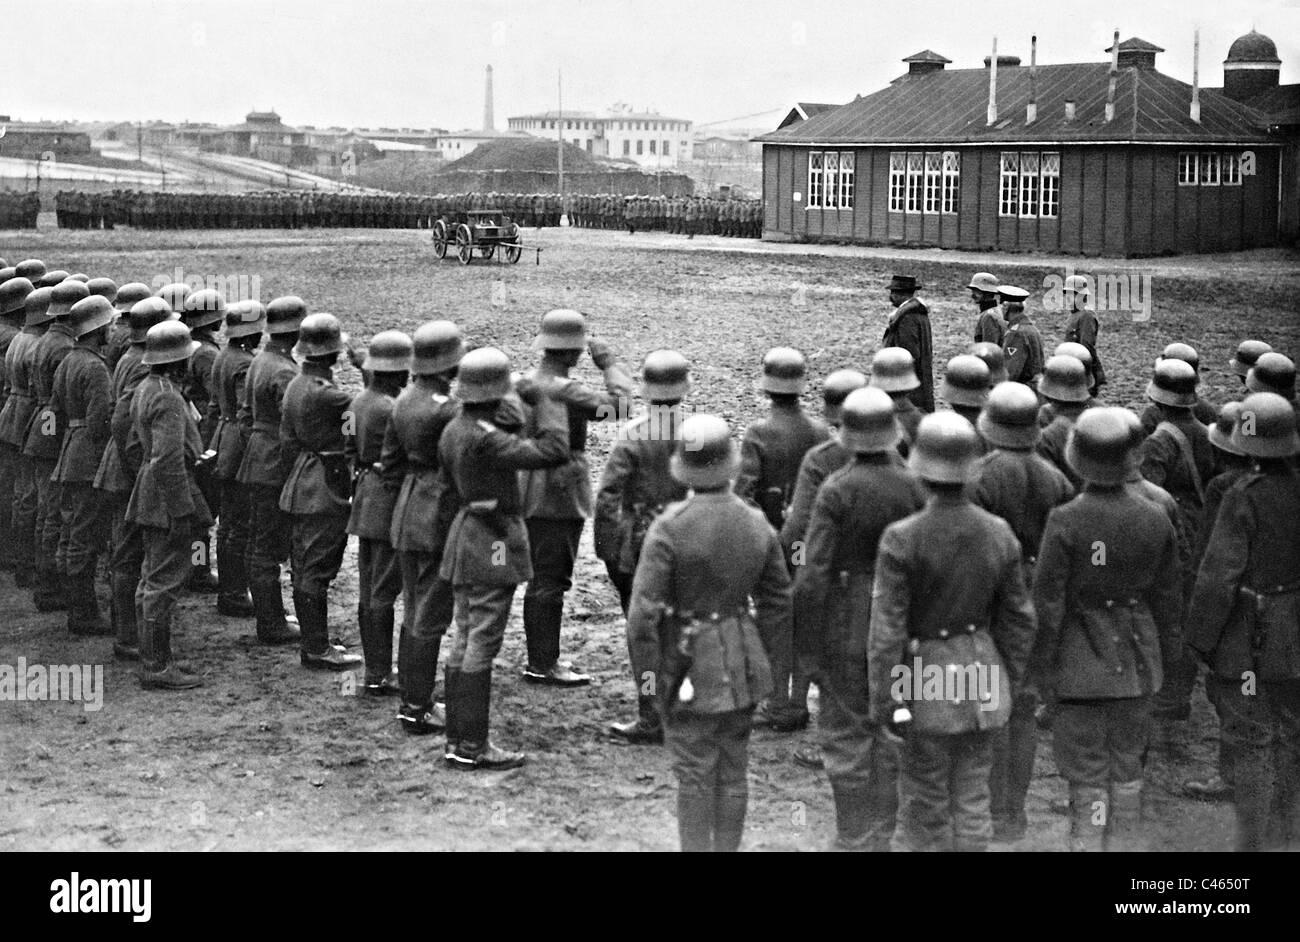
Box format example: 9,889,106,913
1000,285,1044,388
882,274,934,413
1036,356,1093,488
237,296,306,645
627,413,793,851
516,309,634,688
739,345,829,733
968,272,1005,346
438,347,572,770
387,321,466,738
1228,339,1272,385
967,381,1074,842
95,297,179,661
23,278,90,611
346,330,414,696
1033,407,1182,851
182,288,227,593
1187,392,1300,850
940,355,991,447
125,320,211,691
1138,342,1217,433
279,312,363,672
599,350,692,745
869,346,923,458
50,296,117,635
868,411,1035,852
798,387,925,848
0,276,34,572
106,283,155,375
207,300,266,620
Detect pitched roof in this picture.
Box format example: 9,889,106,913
902,49,951,64
1239,84,1300,125
756,63,1276,145
1106,37,1164,53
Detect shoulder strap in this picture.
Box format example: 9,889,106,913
1155,420,1205,504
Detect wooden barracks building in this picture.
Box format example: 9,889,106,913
756,32,1291,255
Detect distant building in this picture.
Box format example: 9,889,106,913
695,134,762,162
757,35,1284,255
201,110,309,163
0,120,93,160
435,128,528,159
507,108,693,168
776,102,839,131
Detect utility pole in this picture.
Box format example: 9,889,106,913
557,68,564,205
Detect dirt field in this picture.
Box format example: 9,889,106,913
2,225,1296,851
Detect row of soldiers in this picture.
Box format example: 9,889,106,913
567,194,763,238
0,191,42,230
1,254,1296,852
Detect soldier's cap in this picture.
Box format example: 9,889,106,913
534,308,587,351
155,282,193,313
65,273,90,283
47,280,91,319
0,277,34,316
222,300,266,339
15,259,47,282
182,289,226,330
979,381,1042,450
869,347,919,393
1038,355,1091,404
969,342,1008,386
1063,275,1089,294
967,272,1000,293
888,274,920,293
1208,401,1247,457
129,298,180,344
456,346,513,403
759,346,808,394
411,320,465,374
839,387,900,454
265,295,308,335
68,295,116,339
1158,342,1199,373
909,411,980,484
1232,392,1300,459
1066,407,1133,486
940,355,991,409
1229,339,1272,377
1246,352,1296,398
671,413,738,489
141,320,199,367
1147,358,1199,408
998,285,1030,303
294,312,347,359
640,349,690,401
23,286,54,327
363,330,414,373
0,267,15,285
114,282,154,313
34,270,70,289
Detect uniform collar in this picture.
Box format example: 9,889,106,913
302,361,333,380
689,488,735,503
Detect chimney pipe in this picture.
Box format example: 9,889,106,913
987,37,998,125
1026,35,1039,124
1105,28,1119,122
1064,99,1076,121
1191,29,1202,123
484,64,495,131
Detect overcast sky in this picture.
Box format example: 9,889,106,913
5,0,1298,131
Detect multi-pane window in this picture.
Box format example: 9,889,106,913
889,153,906,212
1200,152,1220,186
1001,151,1059,217
942,152,961,214
923,152,943,213
1181,151,1245,186
1179,152,1198,184
806,151,855,209
906,153,924,212
1223,152,1241,185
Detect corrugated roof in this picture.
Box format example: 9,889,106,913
757,62,1276,144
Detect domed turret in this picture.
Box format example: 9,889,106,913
1224,29,1281,102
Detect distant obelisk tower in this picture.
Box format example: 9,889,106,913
484,64,495,131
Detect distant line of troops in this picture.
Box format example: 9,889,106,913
0,191,42,229
46,189,761,237
1,255,1297,854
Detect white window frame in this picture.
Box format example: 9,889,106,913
1018,152,1040,218
823,152,840,208
906,152,924,213
941,151,960,214
1200,151,1221,186
923,152,942,214
999,152,1019,216
1178,151,1198,186
889,152,906,213
837,151,855,209
1040,152,1060,218
1223,152,1241,186
808,151,825,208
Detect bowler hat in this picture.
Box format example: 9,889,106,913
888,274,919,293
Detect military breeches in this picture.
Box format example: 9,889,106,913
245,485,290,587
215,480,250,568
893,729,996,852
136,522,194,628
358,537,403,609
1052,697,1152,789
289,511,348,596
57,481,106,576
821,659,899,815
604,560,633,617
1209,677,1300,851
10,453,37,576
989,690,1040,825
665,708,754,800
400,550,454,642
32,458,61,572
522,517,583,669
0,445,15,566
448,583,516,674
